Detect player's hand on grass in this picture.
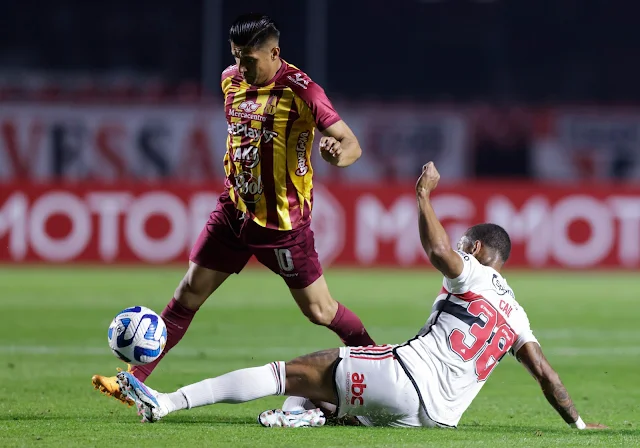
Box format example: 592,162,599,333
416,161,440,196
585,422,608,429
319,136,342,164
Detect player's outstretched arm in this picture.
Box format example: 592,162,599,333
516,342,607,430
415,162,464,279
318,120,362,167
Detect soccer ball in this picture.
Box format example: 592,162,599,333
107,306,167,365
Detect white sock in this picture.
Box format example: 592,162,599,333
282,396,316,413
318,401,337,414
178,362,286,409
166,391,188,411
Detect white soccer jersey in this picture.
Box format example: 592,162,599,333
395,251,538,427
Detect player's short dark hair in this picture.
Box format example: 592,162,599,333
465,223,512,263
229,13,280,48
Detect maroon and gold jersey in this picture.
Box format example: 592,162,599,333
221,60,340,230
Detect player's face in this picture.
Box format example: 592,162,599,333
231,42,279,85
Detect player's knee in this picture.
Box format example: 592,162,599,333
283,352,340,403
174,276,209,310
291,279,338,326
174,265,229,310
304,301,337,326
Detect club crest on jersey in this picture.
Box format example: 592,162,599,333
492,274,514,298
265,95,279,115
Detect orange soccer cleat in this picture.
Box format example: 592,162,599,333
92,367,135,406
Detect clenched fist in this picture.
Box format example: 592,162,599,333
416,161,440,196
319,136,342,164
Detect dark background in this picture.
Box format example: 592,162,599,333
2,0,638,102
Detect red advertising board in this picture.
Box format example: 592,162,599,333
1,182,639,268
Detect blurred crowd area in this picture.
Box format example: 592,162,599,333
1,0,640,182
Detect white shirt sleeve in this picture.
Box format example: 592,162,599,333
511,330,539,356
509,311,540,357
443,251,477,294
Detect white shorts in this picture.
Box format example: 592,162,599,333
334,345,437,428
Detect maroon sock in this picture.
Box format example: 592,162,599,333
328,302,375,347
131,298,197,381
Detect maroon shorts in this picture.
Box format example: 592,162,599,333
189,192,323,289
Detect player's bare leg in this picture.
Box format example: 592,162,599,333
92,262,230,405
115,348,340,424
290,275,375,347
131,262,231,380
173,262,232,310
282,349,340,403
257,349,340,427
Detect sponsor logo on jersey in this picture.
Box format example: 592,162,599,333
227,123,278,143
350,372,367,406
228,100,266,122
492,274,514,298
234,172,263,203
238,100,261,113
295,131,310,176
232,145,260,169
262,130,277,143
287,73,310,89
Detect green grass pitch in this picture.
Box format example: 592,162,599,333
1,266,639,447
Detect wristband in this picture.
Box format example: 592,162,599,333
570,417,586,430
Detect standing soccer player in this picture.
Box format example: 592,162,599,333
92,13,375,404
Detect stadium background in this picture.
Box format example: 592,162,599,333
2,0,640,269
2,1,639,446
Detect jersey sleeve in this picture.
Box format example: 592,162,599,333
443,251,479,294
220,65,238,94
509,311,540,357
285,71,341,131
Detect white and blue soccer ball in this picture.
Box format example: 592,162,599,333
107,306,167,365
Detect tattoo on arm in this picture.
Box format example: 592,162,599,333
293,349,341,366
540,376,579,424
518,342,580,424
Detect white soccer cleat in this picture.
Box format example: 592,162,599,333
116,371,171,423
258,408,326,428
